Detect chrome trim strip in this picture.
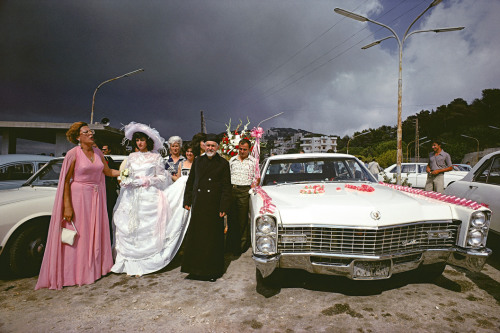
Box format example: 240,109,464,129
278,220,455,230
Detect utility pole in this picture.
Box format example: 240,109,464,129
200,110,207,134
415,118,419,163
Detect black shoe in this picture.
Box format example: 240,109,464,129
187,274,218,282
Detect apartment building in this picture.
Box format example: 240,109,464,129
300,135,338,153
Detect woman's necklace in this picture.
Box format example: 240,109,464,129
81,147,94,162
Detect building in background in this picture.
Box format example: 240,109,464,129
0,121,124,156
300,135,338,153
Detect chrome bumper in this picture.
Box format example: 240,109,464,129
253,247,492,280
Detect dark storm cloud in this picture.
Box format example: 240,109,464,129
1,0,498,140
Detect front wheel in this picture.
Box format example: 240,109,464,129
415,262,446,282
255,267,281,288
255,267,282,297
9,220,49,277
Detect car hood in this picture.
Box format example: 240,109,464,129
447,171,468,178
0,186,56,207
261,183,453,227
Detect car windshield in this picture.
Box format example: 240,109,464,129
23,159,63,187
262,156,376,185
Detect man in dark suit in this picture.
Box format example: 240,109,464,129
101,144,119,243
182,134,232,282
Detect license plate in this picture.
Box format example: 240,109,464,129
352,260,391,279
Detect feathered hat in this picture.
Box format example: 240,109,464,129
122,122,165,153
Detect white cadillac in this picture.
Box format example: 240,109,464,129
0,156,124,277
250,153,492,285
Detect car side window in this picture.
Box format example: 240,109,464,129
419,165,427,173
487,157,500,185
0,163,34,180
389,166,397,173
401,164,416,173
474,158,494,184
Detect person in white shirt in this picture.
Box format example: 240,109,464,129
227,138,256,256
367,158,381,177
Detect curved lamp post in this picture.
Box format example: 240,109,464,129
335,1,464,184
417,139,431,163
347,131,370,154
461,134,479,164
406,136,427,162
90,68,145,124
257,112,284,128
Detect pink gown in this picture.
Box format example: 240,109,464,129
35,146,113,290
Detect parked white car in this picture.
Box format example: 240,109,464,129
445,151,500,235
0,155,125,277
379,162,467,189
251,153,491,285
0,154,54,190
453,164,472,172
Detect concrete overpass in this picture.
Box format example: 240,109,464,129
0,121,125,156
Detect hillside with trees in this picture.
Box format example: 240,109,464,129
337,88,500,167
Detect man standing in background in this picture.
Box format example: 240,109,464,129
101,143,119,242
425,140,453,193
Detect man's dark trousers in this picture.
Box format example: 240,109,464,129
227,185,251,255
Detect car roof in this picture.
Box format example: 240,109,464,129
0,154,54,165
267,153,355,160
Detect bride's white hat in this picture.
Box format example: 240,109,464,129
122,122,165,152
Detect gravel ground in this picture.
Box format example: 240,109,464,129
1,249,500,333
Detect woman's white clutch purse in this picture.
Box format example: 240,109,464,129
61,221,78,246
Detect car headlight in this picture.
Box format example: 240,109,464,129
470,211,488,228
467,230,485,247
256,215,276,234
256,236,276,254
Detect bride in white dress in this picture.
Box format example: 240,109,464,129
112,122,174,276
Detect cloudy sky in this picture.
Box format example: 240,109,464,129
1,0,499,142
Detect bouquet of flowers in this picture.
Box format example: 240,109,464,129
218,118,255,160
120,168,130,179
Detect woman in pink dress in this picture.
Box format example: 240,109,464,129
36,122,120,290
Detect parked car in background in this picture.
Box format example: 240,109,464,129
251,153,491,286
446,151,500,235
453,164,472,172
0,154,54,190
378,162,468,189
0,155,126,277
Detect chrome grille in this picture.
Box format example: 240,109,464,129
278,222,459,256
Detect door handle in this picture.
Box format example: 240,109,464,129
469,185,478,189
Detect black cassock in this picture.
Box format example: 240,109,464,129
181,153,231,277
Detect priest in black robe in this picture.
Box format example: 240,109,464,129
181,134,231,281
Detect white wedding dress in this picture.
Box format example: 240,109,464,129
111,151,176,276
163,163,192,260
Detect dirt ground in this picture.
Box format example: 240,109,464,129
1,248,500,333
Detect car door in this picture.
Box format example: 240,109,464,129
460,155,500,233
415,164,428,188
401,164,418,187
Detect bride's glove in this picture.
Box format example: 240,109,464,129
131,176,150,187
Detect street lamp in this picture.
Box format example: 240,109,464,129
90,68,145,124
406,136,427,162
461,134,479,164
347,131,370,154
335,2,464,184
